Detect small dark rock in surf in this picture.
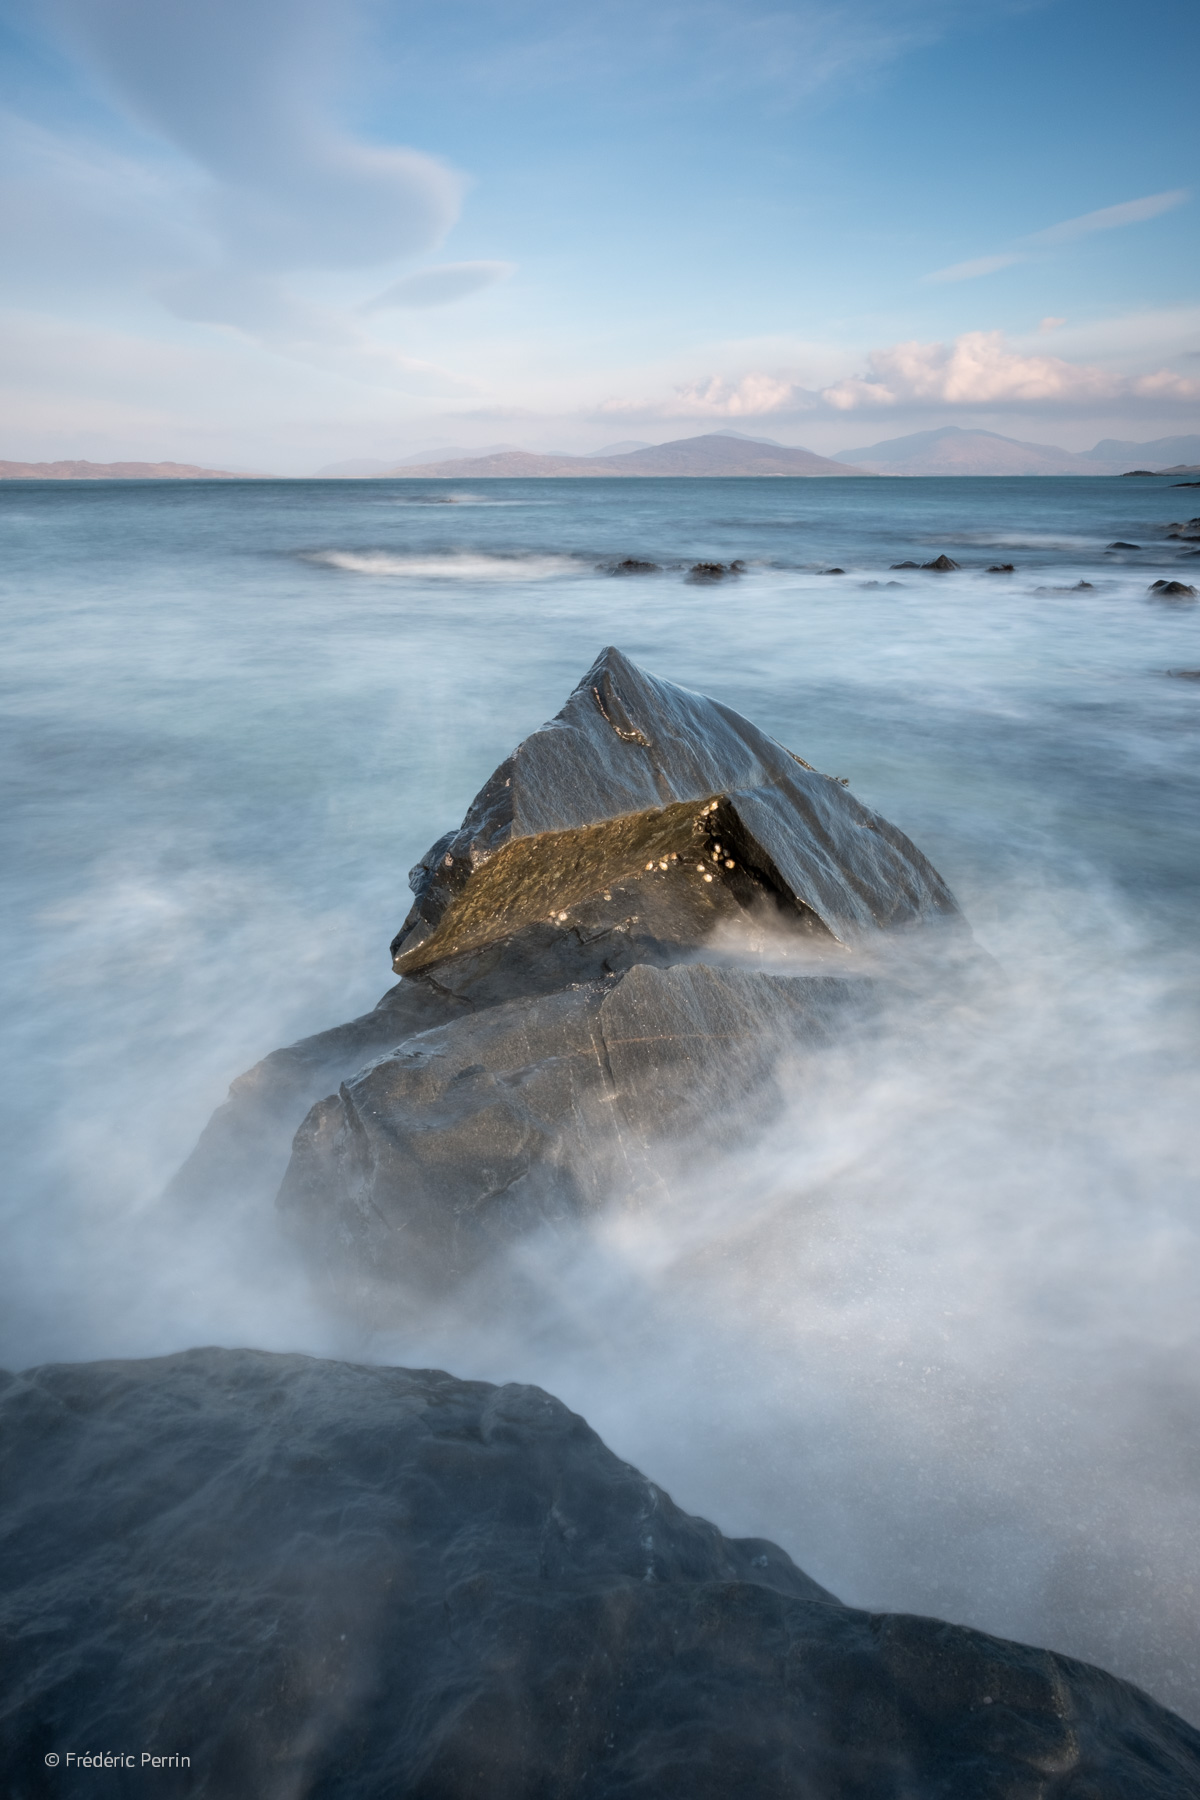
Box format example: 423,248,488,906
823,567,845,574
687,560,741,582
1166,669,1200,680
1150,580,1198,597
605,557,661,575
890,560,920,568
922,554,960,571
1107,541,1140,550
986,563,1015,572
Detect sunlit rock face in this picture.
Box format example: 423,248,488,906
390,644,959,973
172,648,962,1282
3,1348,1198,1800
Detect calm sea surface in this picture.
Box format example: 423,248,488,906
3,475,1200,1714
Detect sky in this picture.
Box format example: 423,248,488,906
0,0,1197,471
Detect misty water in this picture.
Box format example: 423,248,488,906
3,474,1200,1720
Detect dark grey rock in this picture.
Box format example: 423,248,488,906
166,977,469,1208
1150,580,1198,598
921,555,960,571
2,1348,1197,1800
277,963,866,1290
172,650,960,1274
1167,669,1200,681
686,561,742,582
986,563,1015,572
391,647,959,974
1107,542,1140,550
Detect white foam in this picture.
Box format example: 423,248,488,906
305,549,583,580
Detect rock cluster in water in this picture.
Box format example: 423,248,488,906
10,648,1198,1795
3,1348,1199,1798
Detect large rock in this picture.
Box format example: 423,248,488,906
391,646,959,974
1,1348,1196,1799
277,964,866,1289
170,649,961,1277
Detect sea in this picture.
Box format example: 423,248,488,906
3,473,1200,1717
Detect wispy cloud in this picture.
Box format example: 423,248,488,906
32,0,470,371
926,252,1026,284
363,263,514,311
1028,189,1189,246
924,188,1190,282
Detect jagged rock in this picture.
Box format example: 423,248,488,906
602,557,660,575
278,964,865,1289
921,555,960,572
171,650,960,1255
987,563,1015,572
391,647,959,976
2,1348,1197,1800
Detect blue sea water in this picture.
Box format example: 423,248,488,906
2,475,1200,1715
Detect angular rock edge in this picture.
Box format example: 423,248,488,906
169,649,962,1252
2,1347,1197,1800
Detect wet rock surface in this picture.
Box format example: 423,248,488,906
278,963,865,1290
4,1347,1199,1800
171,648,960,1249
390,646,958,975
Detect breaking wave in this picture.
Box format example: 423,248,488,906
304,549,586,580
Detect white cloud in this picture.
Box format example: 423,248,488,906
821,331,1200,411
598,371,816,418
593,329,1200,424
364,263,515,311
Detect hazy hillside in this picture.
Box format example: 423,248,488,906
1079,435,1200,468
0,459,260,480
831,427,1100,476
832,427,1200,476
387,433,865,478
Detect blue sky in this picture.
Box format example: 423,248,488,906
1,0,1197,470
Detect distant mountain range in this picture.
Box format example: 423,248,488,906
830,427,1200,476
0,459,260,480
383,433,864,478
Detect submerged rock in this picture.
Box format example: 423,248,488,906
685,560,744,581
601,557,661,574
2,1348,1197,1800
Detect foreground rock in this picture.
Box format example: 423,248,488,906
3,1348,1197,1799
172,649,960,1283
278,965,864,1290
